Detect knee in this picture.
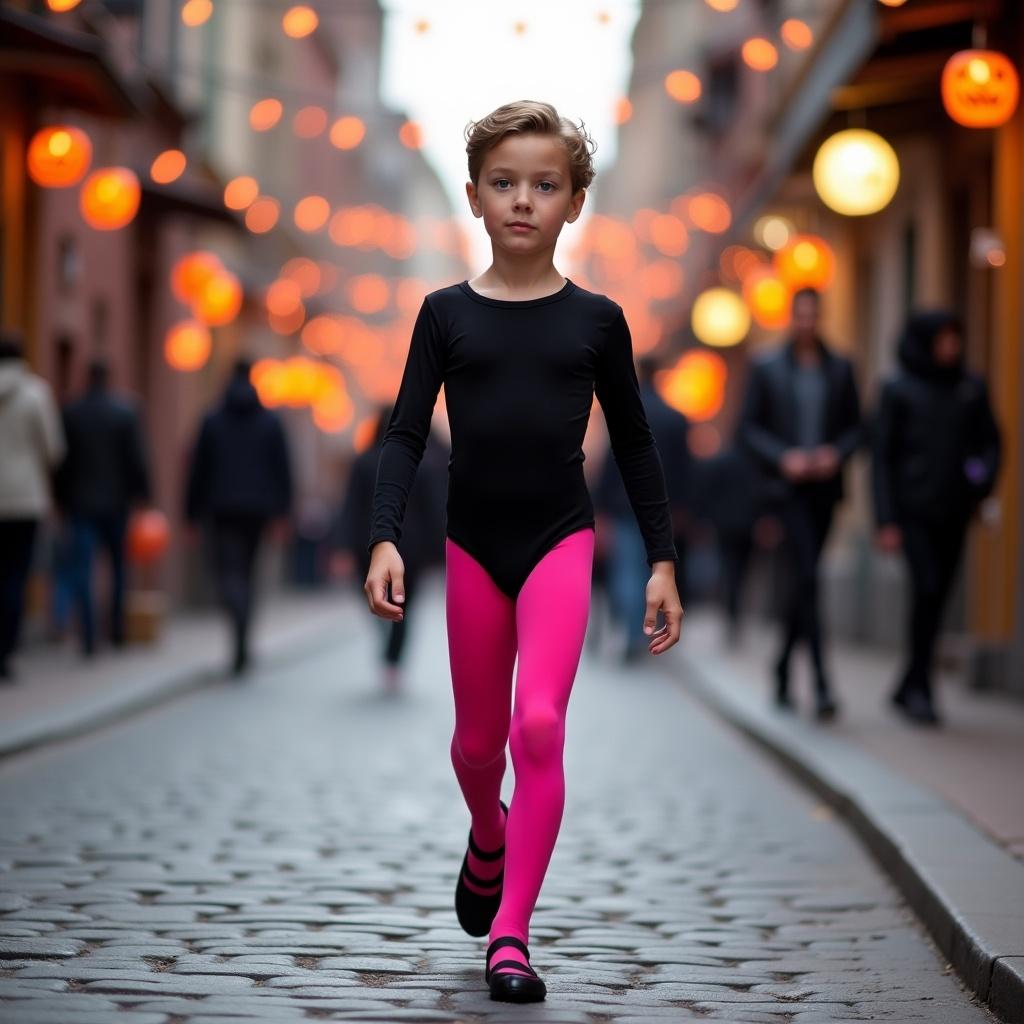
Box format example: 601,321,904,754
452,729,506,770
510,703,563,765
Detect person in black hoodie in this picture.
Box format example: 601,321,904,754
739,287,863,720
872,311,1001,725
57,358,151,654
334,403,447,695
185,358,293,676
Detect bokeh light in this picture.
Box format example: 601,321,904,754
27,126,92,188
691,287,750,347
79,167,141,230
282,5,318,38
150,149,187,185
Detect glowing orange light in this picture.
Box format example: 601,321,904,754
665,70,702,104
224,175,259,210
877,0,907,6
399,120,423,149
164,320,211,371
194,270,243,327
774,234,835,291
613,97,633,124
704,0,738,10
354,415,378,452
941,50,1020,128
27,125,92,188
639,261,684,301
180,0,212,26
293,105,328,138
127,509,170,565
266,279,303,318
742,38,778,71
282,257,322,297
330,116,366,150
171,251,223,304
742,268,792,330
302,315,345,355
313,386,354,434
659,350,727,422
687,192,732,233
348,274,389,314
150,149,187,185
249,98,283,132
781,19,813,50
268,306,306,336
649,214,688,257
294,195,330,233
47,0,82,8
282,5,318,38
245,196,280,233
79,167,141,230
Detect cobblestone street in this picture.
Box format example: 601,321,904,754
0,582,999,1023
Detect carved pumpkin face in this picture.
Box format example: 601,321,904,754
942,50,1020,128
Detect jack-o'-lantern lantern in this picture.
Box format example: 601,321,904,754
942,50,1020,128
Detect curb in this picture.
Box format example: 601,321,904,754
0,607,352,763
673,648,1024,1023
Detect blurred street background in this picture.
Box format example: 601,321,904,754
0,0,1022,1021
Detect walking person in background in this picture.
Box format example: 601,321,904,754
872,311,1001,726
595,353,692,663
739,287,862,720
363,101,682,1002
0,332,66,681
185,358,293,677
57,357,151,656
334,403,446,696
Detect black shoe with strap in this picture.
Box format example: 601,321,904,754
455,799,508,937
485,935,546,1003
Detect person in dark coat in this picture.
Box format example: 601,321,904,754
872,311,1001,725
595,355,691,663
56,358,151,655
335,403,447,694
739,287,863,719
185,358,293,676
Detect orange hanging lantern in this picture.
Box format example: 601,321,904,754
742,268,792,330
79,167,141,230
164,320,212,372
658,350,728,422
127,509,170,565
27,125,92,188
774,234,835,291
193,269,243,327
941,50,1020,128
171,251,223,304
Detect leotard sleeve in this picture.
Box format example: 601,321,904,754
367,297,446,553
594,306,678,565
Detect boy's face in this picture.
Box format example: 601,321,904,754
466,133,585,253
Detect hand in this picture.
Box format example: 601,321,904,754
780,448,811,482
643,562,684,656
365,541,406,622
876,525,902,554
809,445,840,480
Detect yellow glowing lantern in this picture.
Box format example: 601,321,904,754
742,38,778,72
164,320,211,372
813,129,899,216
249,98,283,132
691,287,750,347
330,116,366,150
660,350,727,422
774,234,835,291
171,251,222,304
27,125,92,188
941,50,1020,128
150,149,186,184
194,270,243,327
282,5,318,38
665,70,702,104
181,0,212,26
294,195,330,232
742,269,792,330
781,19,813,50
224,175,259,210
79,167,141,230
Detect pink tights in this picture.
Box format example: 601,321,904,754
445,527,594,978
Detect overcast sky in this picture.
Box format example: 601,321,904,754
379,0,641,273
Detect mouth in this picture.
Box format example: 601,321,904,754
507,222,535,230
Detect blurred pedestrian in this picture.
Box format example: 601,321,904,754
0,332,66,681
595,354,692,662
56,357,151,655
334,403,446,695
185,358,293,677
739,287,862,720
872,311,1001,725
363,102,681,1002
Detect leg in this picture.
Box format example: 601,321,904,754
445,539,517,869
803,497,835,696
608,516,647,660
100,512,128,647
489,527,594,976
0,520,39,676
70,517,98,656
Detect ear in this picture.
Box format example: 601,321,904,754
567,188,586,224
465,180,481,218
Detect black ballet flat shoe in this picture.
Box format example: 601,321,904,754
485,935,546,1003
455,799,508,937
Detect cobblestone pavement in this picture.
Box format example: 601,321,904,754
0,580,998,1023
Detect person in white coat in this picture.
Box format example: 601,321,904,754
0,332,66,680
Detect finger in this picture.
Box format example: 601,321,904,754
391,570,406,605
370,577,404,619
643,599,660,636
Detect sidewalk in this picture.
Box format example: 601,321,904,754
0,586,362,760
666,609,1024,1022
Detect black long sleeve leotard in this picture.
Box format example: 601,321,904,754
367,277,678,599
